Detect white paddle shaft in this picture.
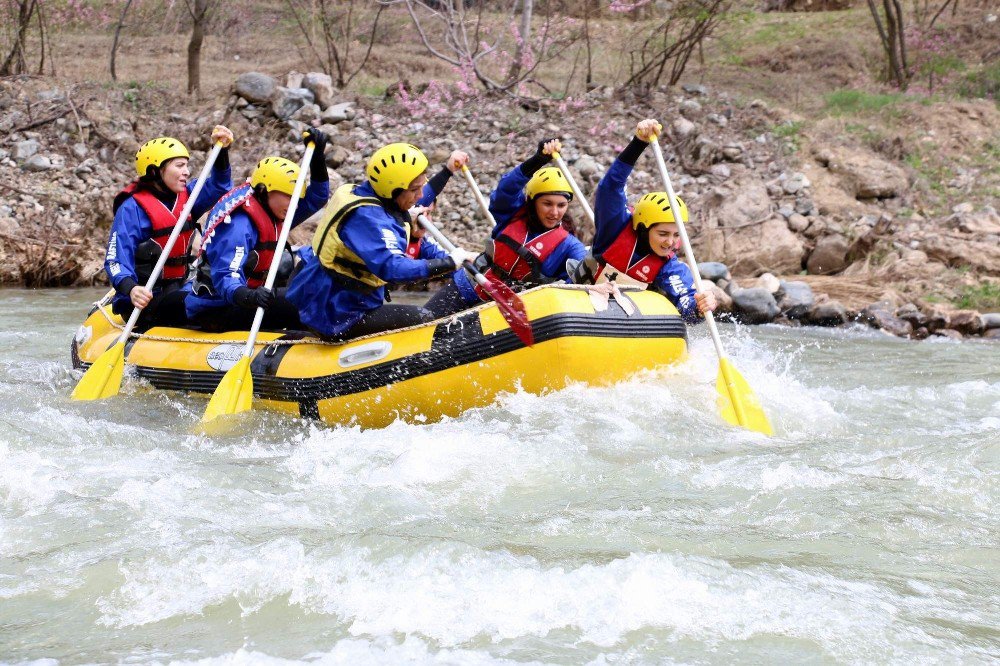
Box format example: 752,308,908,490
461,166,497,226
551,152,595,224
649,139,728,362
240,143,315,359
116,142,224,344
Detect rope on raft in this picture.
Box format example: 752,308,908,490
91,283,639,347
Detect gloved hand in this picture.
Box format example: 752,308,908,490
521,137,560,176
234,286,275,311
448,247,478,269
303,127,328,181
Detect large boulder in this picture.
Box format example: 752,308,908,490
730,287,779,324
235,72,277,104
982,313,1000,330
13,139,39,161
807,299,848,326
271,87,315,120
806,234,850,275
859,301,913,337
698,174,805,275
698,261,731,282
948,310,984,336
302,72,335,108
777,280,815,319
922,236,1000,277
322,102,356,124
818,146,908,199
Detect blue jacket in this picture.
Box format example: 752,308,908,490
286,181,445,337
593,156,701,324
452,165,587,303
185,180,330,318
105,164,232,310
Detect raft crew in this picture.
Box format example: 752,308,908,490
571,118,716,323
105,125,234,329
425,138,587,318
184,129,331,332
286,142,477,340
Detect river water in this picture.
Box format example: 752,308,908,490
1,288,997,665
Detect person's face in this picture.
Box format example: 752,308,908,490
394,173,429,211
532,194,570,229
160,158,190,194
267,191,292,220
648,222,681,257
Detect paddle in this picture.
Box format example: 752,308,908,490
649,137,773,436
460,165,497,226
72,142,224,401
416,212,534,347
200,142,315,426
550,151,596,224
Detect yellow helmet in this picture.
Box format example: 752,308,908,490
250,156,301,196
366,143,428,199
632,192,688,229
525,167,573,201
135,137,189,177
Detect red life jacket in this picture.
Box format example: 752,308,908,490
117,182,194,280
201,184,278,288
405,237,422,259
596,223,671,284
474,210,569,300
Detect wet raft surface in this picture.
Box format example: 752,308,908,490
2,288,999,664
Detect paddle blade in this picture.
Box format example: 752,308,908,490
478,274,534,347
71,341,126,401
201,356,254,425
715,357,773,436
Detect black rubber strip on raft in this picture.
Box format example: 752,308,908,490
118,309,687,403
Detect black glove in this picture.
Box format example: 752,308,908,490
234,286,275,310
304,128,328,182
426,257,457,277
520,137,558,176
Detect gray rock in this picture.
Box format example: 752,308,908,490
807,234,849,274
896,303,928,328
794,196,816,217
575,156,602,178
673,117,696,139
782,172,810,195
730,287,779,324
932,329,964,340
948,310,984,336
271,87,315,120
235,72,277,104
777,205,795,219
679,99,702,118
707,113,728,127
302,72,335,108
777,281,814,319
983,328,1000,341
721,144,743,161
808,300,848,326
859,301,913,337
0,148,9,161
292,102,322,124
982,313,1000,330
682,83,708,95
14,139,40,161
322,102,355,124
71,143,88,159
23,154,52,171
709,163,731,179
240,105,264,121
325,145,351,168
753,272,781,294
698,261,730,282
787,213,809,232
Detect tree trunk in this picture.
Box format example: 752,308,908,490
0,0,37,76
110,0,135,82
506,0,534,86
187,0,209,98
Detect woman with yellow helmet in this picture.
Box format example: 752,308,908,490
286,142,476,340
425,138,588,317
105,125,233,329
572,118,716,323
185,128,331,332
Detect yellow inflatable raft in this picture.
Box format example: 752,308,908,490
71,285,688,428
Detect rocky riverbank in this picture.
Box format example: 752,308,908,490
1,72,998,341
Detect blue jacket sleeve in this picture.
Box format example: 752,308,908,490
105,199,150,290
292,179,331,228
489,166,530,236
416,181,441,208
592,158,635,255
418,237,449,261
203,210,258,305
538,235,588,281
188,162,233,222
339,208,431,282
654,257,701,324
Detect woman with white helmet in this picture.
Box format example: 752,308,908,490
425,138,587,317
572,118,716,323
185,129,331,331
287,142,476,340
105,125,233,329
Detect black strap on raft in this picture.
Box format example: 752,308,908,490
493,234,544,282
